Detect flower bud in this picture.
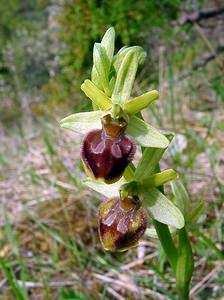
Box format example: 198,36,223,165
81,113,136,183
98,195,148,252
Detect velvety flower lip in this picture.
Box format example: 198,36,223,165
98,196,148,252
81,113,136,184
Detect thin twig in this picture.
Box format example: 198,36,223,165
15,280,76,288
178,7,224,25
120,253,157,271
107,287,126,300
194,22,223,70
190,264,222,296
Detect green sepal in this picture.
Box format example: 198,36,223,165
112,50,138,105
83,177,126,198
59,111,101,134
134,134,174,181
124,90,159,115
140,187,185,229
126,116,170,149
171,180,190,222
93,43,111,96
81,80,112,111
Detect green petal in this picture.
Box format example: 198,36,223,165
141,169,179,187
59,111,102,134
141,187,185,229
81,80,112,111
121,169,178,195
126,116,170,148
124,90,159,114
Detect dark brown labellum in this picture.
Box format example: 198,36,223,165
81,114,136,183
98,196,148,252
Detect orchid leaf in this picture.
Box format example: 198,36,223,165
81,80,112,111
60,111,101,134
126,116,170,148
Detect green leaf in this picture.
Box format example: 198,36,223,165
140,187,185,229
60,111,101,134
112,50,138,105
93,43,111,96
134,134,174,181
81,80,112,111
126,116,170,148
124,90,159,114
101,27,115,65
170,180,190,221
83,177,126,198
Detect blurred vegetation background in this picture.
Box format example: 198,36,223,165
0,0,223,299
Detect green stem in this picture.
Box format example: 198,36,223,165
176,228,194,300
154,163,193,299
153,220,177,271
